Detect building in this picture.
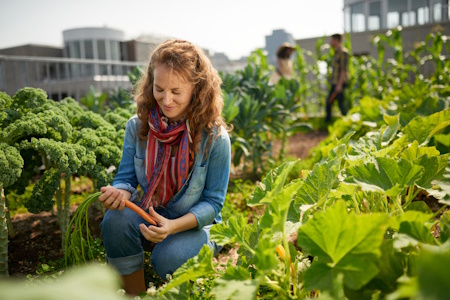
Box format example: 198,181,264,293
0,27,144,100
345,0,449,33
0,27,242,100
296,0,450,59
265,29,296,64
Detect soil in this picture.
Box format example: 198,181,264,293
8,206,104,277
273,130,329,159
8,131,328,277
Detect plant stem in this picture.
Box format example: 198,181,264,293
351,193,361,214
263,276,289,298
4,196,14,239
0,183,9,277
394,194,404,214
61,176,71,251
432,204,448,219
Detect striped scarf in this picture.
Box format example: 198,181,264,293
140,105,194,210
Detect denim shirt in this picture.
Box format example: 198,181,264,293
111,115,231,229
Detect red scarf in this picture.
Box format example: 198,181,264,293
140,105,194,210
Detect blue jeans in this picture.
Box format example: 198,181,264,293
100,206,221,278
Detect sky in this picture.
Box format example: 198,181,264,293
0,0,344,60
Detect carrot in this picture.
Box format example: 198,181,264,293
124,199,158,226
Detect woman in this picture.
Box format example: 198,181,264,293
98,39,231,295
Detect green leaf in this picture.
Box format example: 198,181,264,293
402,108,450,145
328,182,358,201
211,266,259,300
298,201,389,290
434,133,450,148
248,160,299,206
429,158,450,205
416,246,450,300
413,153,449,189
236,222,261,267
210,216,248,247
0,143,23,188
400,141,440,161
398,221,437,246
150,283,190,300
439,211,450,243
253,237,278,274
404,201,432,214
294,159,340,209
160,245,215,295
344,157,424,197
381,114,400,146
390,210,433,232
260,179,302,233
386,275,418,300
0,263,124,300
367,239,408,294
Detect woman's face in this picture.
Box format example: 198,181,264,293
153,64,194,122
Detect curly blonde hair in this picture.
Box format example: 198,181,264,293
135,39,226,153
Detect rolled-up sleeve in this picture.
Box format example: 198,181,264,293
111,117,139,202
189,128,231,229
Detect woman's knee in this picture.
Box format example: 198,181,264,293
150,229,208,279
100,208,142,255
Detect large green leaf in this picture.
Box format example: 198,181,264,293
210,216,249,247
397,221,438,246
248,160,299,206
0,264,124,300
413,153,449,189
402,108,450,145
294,159,340,209
211,266,259,300
236,222,261,267
400,141,440,161
298,201,389,291
160,245,215,295
368,239,408,294
344,157,424,197
416,246,450,300
260,179,302,233
253,237,279,274
392,211,436,249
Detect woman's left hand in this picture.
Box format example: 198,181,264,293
139,207,174,243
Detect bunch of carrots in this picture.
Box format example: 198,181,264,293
65,192,157,266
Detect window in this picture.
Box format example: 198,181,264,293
432,0,442,22
110,40,119,60
84,40,94,59
351,2,366,32
344,6,351,32
368,1,382,30
73,41,81,58
64,42,70,57
411,0,430,25
387,0,409,28
97,40,107,60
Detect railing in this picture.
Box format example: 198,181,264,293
0,55,146,100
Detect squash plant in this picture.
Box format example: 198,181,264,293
143,107,450,299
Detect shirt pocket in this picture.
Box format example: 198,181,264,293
134,155,146,188
184,165,207,195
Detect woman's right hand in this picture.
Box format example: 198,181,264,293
99,186,126,210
